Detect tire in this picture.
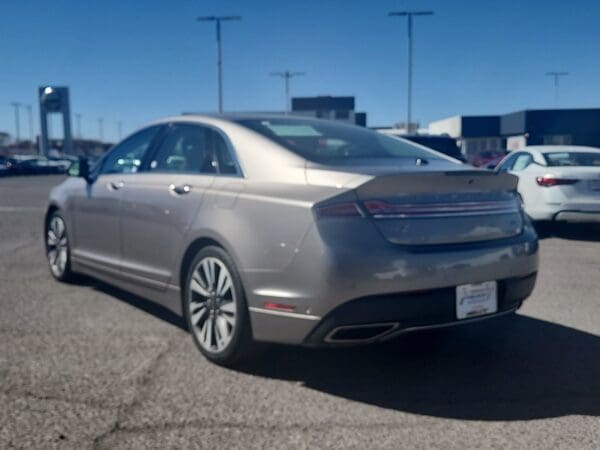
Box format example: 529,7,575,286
183,246,257,366
45,211,76,282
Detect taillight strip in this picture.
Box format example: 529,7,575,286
364,200,520,219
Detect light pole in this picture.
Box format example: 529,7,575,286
75,113,82,139
26,104,34,144
98,118,104,142
270,71,305,114
197,15,241,113
545,72,569,106
10,102,22,144
389,10,433,132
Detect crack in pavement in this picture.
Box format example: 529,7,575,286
92,339,174,449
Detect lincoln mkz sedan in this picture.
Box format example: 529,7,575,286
45,115,539,365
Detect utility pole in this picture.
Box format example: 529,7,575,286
197,15,241,113
26,104,34,145
10,102,22,144
270,71,305,114
116,121,123,140
75,113,82,139
545,72,569,106
389,10,433,132
98,118,104,142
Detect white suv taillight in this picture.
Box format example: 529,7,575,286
535,175,579,187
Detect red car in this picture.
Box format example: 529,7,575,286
469,151,508,168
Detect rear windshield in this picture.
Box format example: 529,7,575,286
235,118,443,164
543,152,600,167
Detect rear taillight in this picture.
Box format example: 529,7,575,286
535,175,579,187
316,202,363,218
363,200,519,217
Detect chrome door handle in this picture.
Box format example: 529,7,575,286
108,181,124,190
169,184,191,195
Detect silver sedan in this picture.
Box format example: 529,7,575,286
45,115,539,365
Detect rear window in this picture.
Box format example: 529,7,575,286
235,118,442,164
543,152,600,167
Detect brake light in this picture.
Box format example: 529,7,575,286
535,175,579,187
316,202,362,218
363,200,519,217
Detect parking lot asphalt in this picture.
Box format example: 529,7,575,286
0,175,599,449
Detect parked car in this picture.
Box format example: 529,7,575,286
483,154,506,170
469,150,508,168
495,145,600,222
45,115,538,365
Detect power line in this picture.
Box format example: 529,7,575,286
270,71,306,114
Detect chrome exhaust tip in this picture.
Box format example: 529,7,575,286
324,322,399,343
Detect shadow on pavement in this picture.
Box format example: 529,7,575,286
240,314,600,421
83,277,187,331
535,221,600,241
83,276,600,422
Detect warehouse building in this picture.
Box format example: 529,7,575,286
429,108,600,156
292,96,367,126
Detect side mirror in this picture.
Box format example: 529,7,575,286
68,157,91,182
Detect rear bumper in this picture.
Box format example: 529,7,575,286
303,272,536,346
246,215,539,345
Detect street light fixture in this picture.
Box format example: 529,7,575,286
389,10,433,132
545,72,569,106
197,15,241,113
270,71,306,114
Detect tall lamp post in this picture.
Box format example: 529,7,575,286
98,118,104,142
10,102,22,144
388,10,433,132
270,71,305,114
545,71,569,106
197,15,241,113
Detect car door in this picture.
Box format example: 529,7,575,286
70,125,163,273
119,122,224,288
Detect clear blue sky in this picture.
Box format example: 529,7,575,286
1,0,599,142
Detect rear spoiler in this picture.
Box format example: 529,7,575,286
355,171,518,198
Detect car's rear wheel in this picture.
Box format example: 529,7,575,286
184,246,256,366
45,212,75,282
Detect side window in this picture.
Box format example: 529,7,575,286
209,129,239,175
512,153,533,171
101,126,161,175
149,124,217,174
496,154,517,172
149,124,240,176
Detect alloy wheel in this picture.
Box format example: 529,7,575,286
188,256,237,353
47,216,68,277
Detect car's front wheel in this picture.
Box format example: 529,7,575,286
45,211,76,282
184,246,256,366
